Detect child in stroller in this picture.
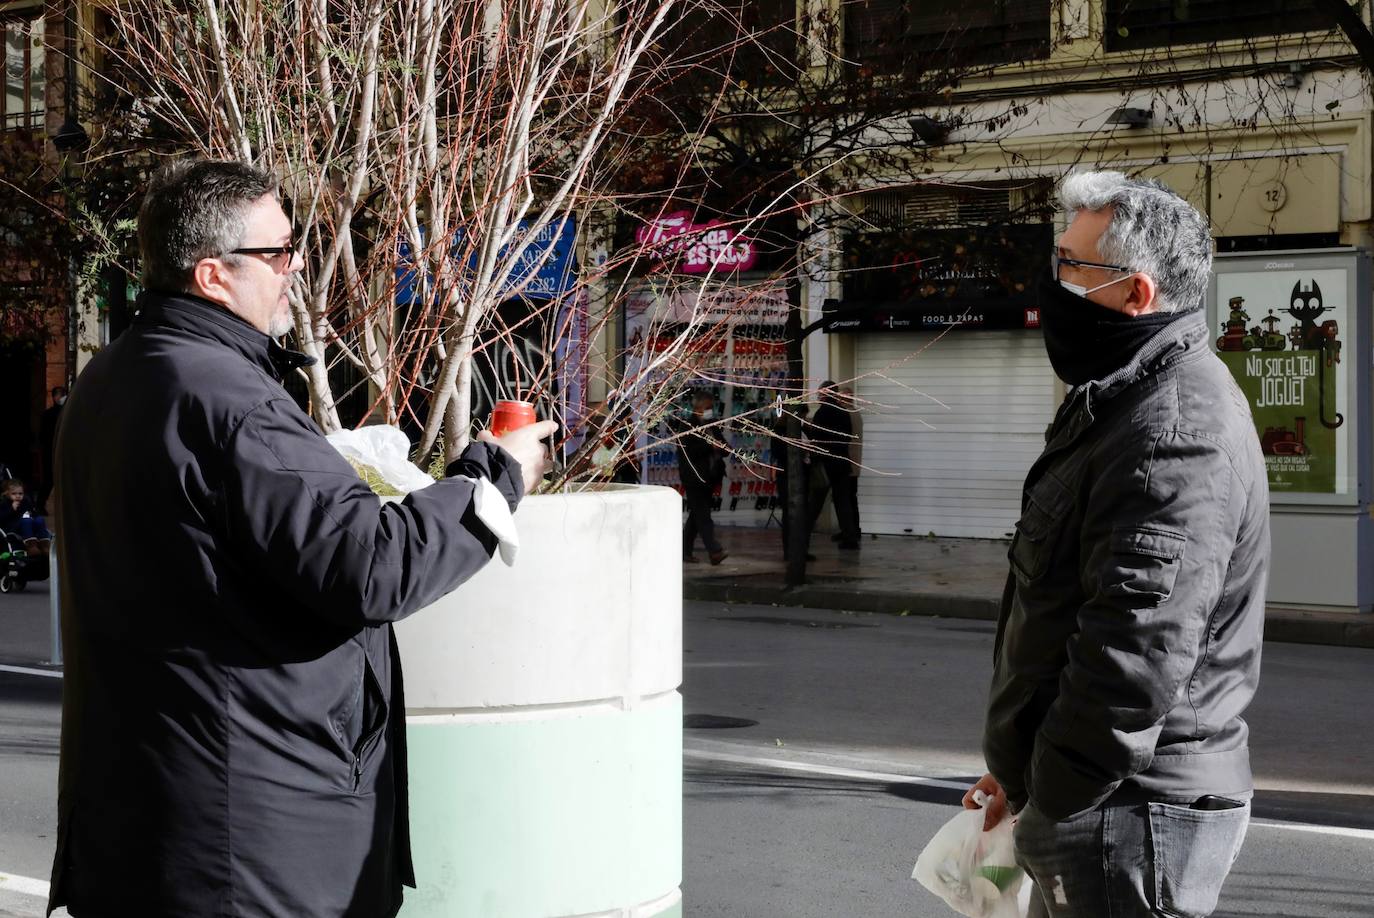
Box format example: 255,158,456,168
1,478,51,593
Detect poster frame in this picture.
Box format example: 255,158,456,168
1207,248,1370,508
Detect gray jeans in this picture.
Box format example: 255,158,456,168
1014,799,1249,918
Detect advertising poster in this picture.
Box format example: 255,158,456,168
622,278,789,525
1213,267,1348,496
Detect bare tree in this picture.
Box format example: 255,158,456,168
92,0,712,467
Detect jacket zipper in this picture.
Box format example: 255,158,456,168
352,726,384,792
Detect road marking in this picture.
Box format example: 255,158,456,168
685,747,973,792
688,748,1374,840
0,665,61,679
0,872,48,899
1251,820,1374,841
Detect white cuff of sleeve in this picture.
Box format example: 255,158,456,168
468,476,520,566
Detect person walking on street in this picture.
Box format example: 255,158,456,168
674,389,728,565
964,171,1269,917
811,381,860,549
48,159,556,918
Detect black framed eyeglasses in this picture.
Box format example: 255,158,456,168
1051,251,1131,280
231,242,297,260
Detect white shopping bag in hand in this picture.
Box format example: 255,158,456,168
326,426,437,495
326,425,521,566
911,791,1030,918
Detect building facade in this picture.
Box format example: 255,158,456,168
612,0,1374,611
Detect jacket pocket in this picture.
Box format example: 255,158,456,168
348,654,389,793
1105,525,1187,602
1009,473,1071,584
1148,800,1249,918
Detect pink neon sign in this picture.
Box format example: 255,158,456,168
635,210,757,274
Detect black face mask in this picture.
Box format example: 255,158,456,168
1037,272,1177,385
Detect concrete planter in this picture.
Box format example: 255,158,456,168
394,484,682,918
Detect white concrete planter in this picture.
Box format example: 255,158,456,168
393,484,682,918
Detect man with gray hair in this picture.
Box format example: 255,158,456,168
49,159,555,917
963,171,1269,916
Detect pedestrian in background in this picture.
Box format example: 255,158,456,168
0,477,50,555
674,388,727,565
811,381,860,550
965,171,1269,917
48,159,555,918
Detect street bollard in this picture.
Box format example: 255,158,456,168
49,535,62,666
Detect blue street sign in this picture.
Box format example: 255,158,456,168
396,216,577,305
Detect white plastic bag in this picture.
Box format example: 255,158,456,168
325,426,436,495
326,424,521,566
912,792,1030,918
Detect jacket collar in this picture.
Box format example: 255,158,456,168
1048,310,1208,446
1084,310,1209,403
133,291,316,381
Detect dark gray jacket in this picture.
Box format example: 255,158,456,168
49,293,523,918
984,312,1269,821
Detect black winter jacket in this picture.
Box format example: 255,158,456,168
984,312,1269,821
672,413,724,490
810,402,853,466
48,293,523,918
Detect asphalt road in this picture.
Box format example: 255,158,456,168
681,602,1374,918
3,600,1373,917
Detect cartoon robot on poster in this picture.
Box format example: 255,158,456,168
1216,296,1288,352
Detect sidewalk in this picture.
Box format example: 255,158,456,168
5,530,1372,669
687,525,1374,649
0,577,60,670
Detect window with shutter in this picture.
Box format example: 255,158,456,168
1104,0,1331,51
843,0,1050,73
2,8,43,132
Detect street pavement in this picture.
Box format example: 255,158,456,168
686,526,1374,648
679,602,1374,917
3,590,1373,916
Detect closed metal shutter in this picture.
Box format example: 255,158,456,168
852,331,1057,539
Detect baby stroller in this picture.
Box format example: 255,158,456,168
1,530,49,593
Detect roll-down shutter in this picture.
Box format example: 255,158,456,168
853,331,1057,539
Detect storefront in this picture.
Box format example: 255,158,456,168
623,274,789,525
826,218,1058,539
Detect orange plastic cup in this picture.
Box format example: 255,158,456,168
489,400,537,437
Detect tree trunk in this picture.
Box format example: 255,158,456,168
1313,0,1374,70
784,275,808,587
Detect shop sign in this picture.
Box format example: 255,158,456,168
828,224,1049,333
635,211,757,274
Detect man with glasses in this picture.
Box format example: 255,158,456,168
48,159,556,918
963,171,1269,917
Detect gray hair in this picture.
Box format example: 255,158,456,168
138,159,278,293
1059,171,1212,314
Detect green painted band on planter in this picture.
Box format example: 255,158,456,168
400,693,683,918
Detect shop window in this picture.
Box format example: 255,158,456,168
843,0,1050,74
1104,0,1330,51
2,8,44,132
630,0,800,86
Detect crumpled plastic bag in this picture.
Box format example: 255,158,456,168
325,424,520,566
911,792,1030,918
326,426,436,496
